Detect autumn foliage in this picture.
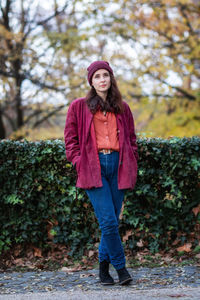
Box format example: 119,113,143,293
0,0,199,140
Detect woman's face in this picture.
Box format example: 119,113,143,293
91,69,111,95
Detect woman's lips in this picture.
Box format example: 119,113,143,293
100,84,106,87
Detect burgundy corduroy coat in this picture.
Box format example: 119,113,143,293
64,98,138,190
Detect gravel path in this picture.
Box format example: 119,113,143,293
0,287,200,300
0,266,200,299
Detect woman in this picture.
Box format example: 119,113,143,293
64,61,138,285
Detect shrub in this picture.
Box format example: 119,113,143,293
0,137,199,257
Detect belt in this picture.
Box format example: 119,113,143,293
99,149,114,154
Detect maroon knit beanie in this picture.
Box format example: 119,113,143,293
87,61,113,86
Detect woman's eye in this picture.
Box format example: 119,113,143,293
94,73,109,79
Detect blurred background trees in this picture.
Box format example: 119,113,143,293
0,0,199,140
97,0,200,136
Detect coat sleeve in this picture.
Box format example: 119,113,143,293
126,104,139,161
64,102,80,166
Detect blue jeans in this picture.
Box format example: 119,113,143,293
86,151,125,270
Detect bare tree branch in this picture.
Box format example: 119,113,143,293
0,0,11,29
147,72,196,101
32,104,66,129
0,69,65,92
178,4,195,35
23,3,69,40
128,92,187,100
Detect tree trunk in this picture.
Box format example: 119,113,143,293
15,75,23,129
0,106,6,139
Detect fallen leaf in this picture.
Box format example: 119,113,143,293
136,278,149,283
13,245,22,257
80,273,95,278
33,247,42,257
192,204,200,216
24,263,35,269
61,265,83,272
137,239,144,248
163,255,173,262
26,250,34,259
13,258,24,265
177,243,192,253
172,239,180,246
61,267,72,272
88,250,95,257
122,229,132,242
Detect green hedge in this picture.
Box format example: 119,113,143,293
0,137,200,257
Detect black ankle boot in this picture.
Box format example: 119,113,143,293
99,261,114,285
117,267,132,285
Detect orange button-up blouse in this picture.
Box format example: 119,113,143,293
93,111,119,151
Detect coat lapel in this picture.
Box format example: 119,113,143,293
116,114,124,146
85,103,94,142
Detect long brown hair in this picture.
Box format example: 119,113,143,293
85,73,124,114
